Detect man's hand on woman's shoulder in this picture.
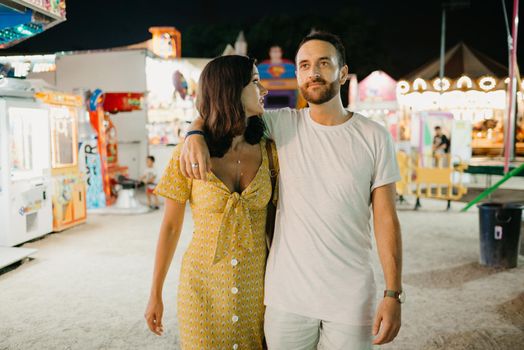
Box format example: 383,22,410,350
180,135,211,181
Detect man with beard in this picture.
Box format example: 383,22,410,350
180,32,403,349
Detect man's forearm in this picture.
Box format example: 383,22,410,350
374,216,402,290
180,116,211,180
189,117,205,132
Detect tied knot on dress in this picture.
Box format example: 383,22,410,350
212,192,256,264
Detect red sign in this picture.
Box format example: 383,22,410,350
103,93,144,113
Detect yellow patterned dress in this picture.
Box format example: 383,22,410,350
154,139,277,350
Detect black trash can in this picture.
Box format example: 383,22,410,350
478,203,523,268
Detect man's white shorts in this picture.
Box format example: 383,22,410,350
264,306,372,350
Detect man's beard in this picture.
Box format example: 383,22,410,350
299,78,339,104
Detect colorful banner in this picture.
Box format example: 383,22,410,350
79,140,106,209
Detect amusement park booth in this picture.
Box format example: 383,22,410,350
396,43,518,157
55,27,210,180
0,78,52,246
353,70,401,141
35,90,86,231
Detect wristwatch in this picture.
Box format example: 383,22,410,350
384,289,405,304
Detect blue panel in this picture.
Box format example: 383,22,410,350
0,5,32,30
258,63,296,79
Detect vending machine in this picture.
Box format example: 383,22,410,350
0,78,53,246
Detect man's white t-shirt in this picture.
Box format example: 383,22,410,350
262,108,400,326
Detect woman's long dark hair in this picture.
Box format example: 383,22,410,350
197,55,265,158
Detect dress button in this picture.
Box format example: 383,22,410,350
232,315,239,323
231,258,238,266
233,344,238,350
231,287,239,294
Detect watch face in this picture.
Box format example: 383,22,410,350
399,290,406,304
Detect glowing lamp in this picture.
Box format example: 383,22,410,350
478,76,496,91
412,78,427,91
456,76,473,89
397,80,410,94
433,78,450,91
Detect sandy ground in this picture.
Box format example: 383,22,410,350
0,197,523,350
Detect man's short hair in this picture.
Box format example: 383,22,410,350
434,126,441,130
147,156,155,162
296,31,346,68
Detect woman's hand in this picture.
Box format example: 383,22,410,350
145,296,164,336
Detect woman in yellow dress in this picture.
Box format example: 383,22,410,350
145,55,277,349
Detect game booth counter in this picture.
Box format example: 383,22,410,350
0,0,66,49
396,43,523,158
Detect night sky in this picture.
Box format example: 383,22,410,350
1,0,522,78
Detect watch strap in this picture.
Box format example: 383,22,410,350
186,130,205,137
384,289,402,303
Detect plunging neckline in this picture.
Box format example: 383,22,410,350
208,141,266,195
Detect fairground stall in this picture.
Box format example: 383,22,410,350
53,27,210,180
352,70,401,141
396,43,520,157
35,90,86,231
121,27,209,173
146,56,209,169
258,45,306,109
0,78,52,246
0,0,66,48
1,27,210,182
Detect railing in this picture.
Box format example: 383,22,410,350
396,152,469,210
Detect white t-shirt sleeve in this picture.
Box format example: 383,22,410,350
370,131,401,192
262,108,293,140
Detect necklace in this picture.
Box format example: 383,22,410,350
232,140,244,192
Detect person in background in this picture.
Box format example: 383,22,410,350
141,156,159,210
432,126,450,167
